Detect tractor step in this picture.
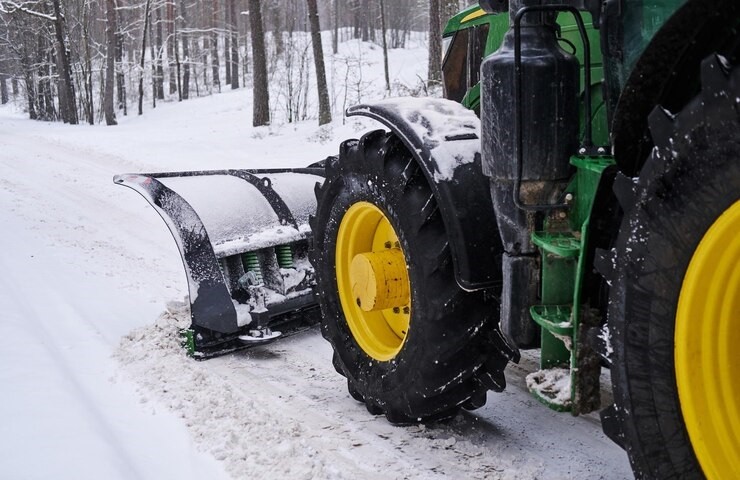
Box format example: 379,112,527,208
526,367,572,412
530,304,573,336
525,156,616,415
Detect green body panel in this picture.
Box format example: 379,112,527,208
614,0,689,91
440,3,688,412
443,5,494,37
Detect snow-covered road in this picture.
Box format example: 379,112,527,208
0,89,632,479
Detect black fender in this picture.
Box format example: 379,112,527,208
610,0,740,176
347,98,502,291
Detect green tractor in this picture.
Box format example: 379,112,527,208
117,1,739,477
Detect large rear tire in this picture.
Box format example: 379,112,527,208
311,130,514,423
608,54,740,478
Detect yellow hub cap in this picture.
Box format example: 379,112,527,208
336,202,411,361
676,200,740,478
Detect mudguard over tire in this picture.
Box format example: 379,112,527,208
311,129,517,423
605,54,740,478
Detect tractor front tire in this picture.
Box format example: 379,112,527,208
311,130,513,424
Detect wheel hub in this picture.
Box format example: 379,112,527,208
336,201,411,361
350,250,410,312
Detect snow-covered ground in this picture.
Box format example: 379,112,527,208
0,37,632,480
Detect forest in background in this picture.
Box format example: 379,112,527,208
0,0,466,126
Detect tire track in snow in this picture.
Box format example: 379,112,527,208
118,306,633,479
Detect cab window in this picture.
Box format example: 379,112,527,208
442,29,469,103
443,23,490,103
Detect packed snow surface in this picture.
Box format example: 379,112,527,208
0,38,631,480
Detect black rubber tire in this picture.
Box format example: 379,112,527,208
607,54,740,479
310,129,514,424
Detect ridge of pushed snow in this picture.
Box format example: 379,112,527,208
114,308,544,480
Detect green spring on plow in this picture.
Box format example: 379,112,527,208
275,245,294,269
242,251,263,283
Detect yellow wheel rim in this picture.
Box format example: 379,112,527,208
676,200,740,478
336,202,411,361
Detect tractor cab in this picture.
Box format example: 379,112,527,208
441,6,508,113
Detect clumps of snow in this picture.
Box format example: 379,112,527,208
213,226,307,258
526,368,572,408
280,267,307,293
161,300,193,329
551,332,573,351
232,300,253,327
114,314,345,480
598,323,613,358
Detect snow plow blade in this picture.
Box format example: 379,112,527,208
113,168,325,359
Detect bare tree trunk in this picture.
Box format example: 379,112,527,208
82,1,94,124
175,26,182,101
224,0,231,86
307,0,331,125
51,0,78,124
25,72,37,119
138,0,152,115
38,40,56,121
104,0,118,125
272,7,284,56
179,0,190,99
211,0,221,91
352,0,360,39
332,0,338,54
248,0,269,126
0,74,8,105
229,0,238,89
149,7,157,108
427,0,442,87
167,1,177,95
116,10,127,115
379,0,390,93
155,5,165,100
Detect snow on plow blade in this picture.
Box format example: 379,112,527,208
114,168,324,358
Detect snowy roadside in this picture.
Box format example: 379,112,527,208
115,305,623,480
0,35,630,478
